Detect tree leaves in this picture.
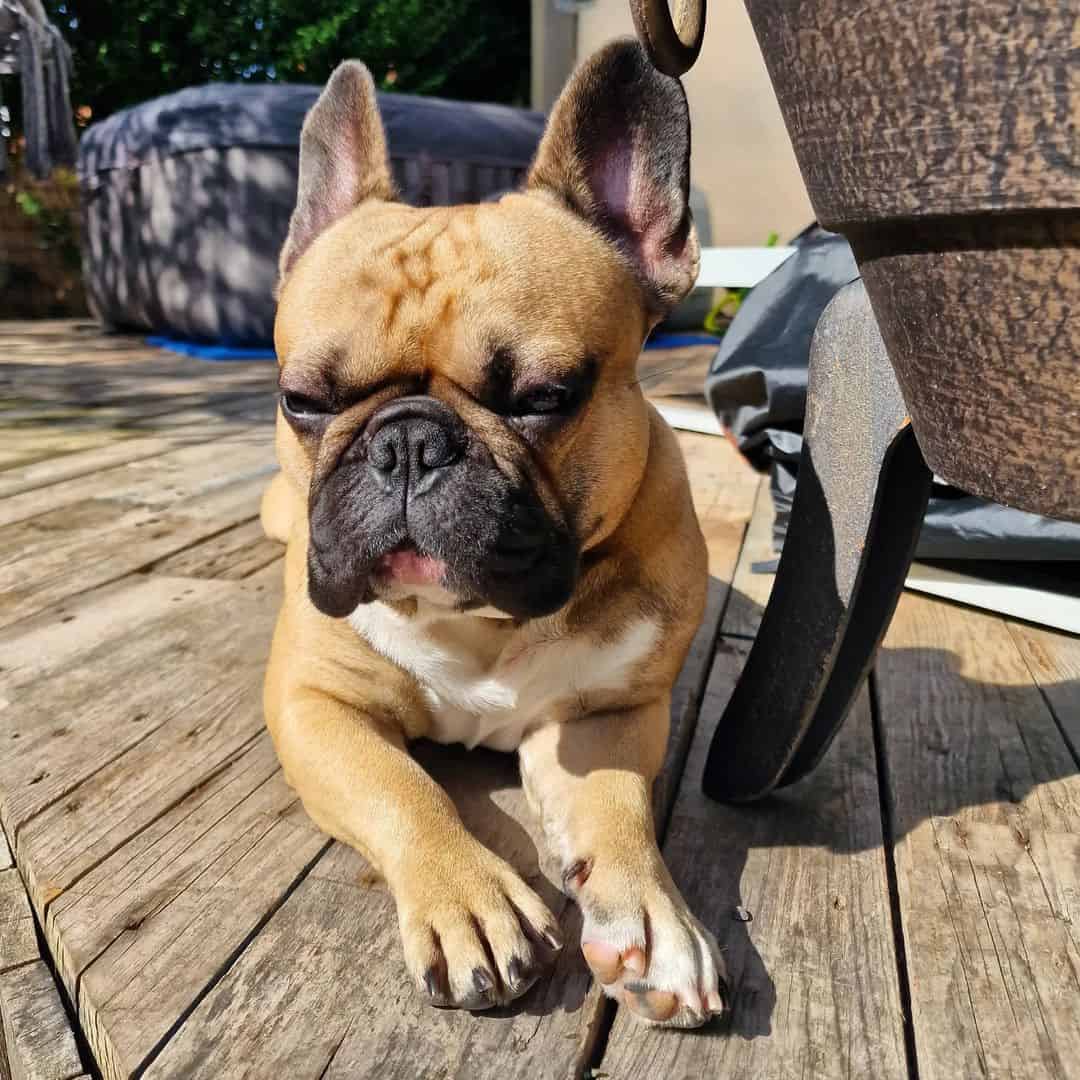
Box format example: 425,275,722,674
44,0,531,127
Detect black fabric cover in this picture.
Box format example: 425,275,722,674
78,82,545,345
706,225,1080,561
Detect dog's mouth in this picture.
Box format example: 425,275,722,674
373,543,448,588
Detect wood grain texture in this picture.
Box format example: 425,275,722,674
601,485,906,1080
147,519,284,580
0,569,281,846
0,427,274,529
1007,620,1080,757
0,962,83,1080
878,593,1080,1080
48,738,326,1080
0,320,274,486
7,572,282,915
142,764,598,1080
0,1020,10,1080
0,871,37,975
654,433,761,820
721,478,775,639
0,454,276,630
636,345,715,398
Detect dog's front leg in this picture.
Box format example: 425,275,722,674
267,686,562,1009
519,703,728,1027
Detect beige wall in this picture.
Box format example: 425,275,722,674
573,0,813,246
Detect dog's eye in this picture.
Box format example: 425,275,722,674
281,391,333,420
515,385,573,416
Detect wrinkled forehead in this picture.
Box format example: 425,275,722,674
274,194,644,388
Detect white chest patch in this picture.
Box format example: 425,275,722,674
348,601,659,751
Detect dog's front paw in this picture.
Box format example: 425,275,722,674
569,858,728,1028
396,844,563,1011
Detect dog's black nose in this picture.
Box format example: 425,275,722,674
365,397,464,496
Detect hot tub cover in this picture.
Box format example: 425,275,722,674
78,81,545,345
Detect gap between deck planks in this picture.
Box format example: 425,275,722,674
1,818,87,1080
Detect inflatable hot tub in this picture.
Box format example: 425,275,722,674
78,82,545,346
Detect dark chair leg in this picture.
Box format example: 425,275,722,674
702,280,932,804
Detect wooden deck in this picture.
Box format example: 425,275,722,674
0,319,1077,1080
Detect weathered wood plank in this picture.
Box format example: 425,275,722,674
139,433,760,1080
0,568,281,846
0,1021,11,1080
600,456,907,1079
676,428,760,581
636,345,715,398
0,871,37,975
878,594,1080,1080
0,428,274,529
147,519,284,581
0,387,271,431
722,478,775,639
0,961,83,1080
0,458,276,630
142,759,594,1080
1007,620,1080,757
0,431,214,502
46,737,326,1080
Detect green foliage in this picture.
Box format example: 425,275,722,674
14,190,42,217
44,0,531,127
11,168,82,270
703,230,782,335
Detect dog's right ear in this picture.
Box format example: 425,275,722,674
279,61,395,280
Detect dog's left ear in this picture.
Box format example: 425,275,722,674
527,39,698,317
279,60,395,280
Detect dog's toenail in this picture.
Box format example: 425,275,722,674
507,956,526,988
423,967,443,998
472,966,495,995
542,927,563,950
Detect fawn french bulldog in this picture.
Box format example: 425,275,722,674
261,39,727,1027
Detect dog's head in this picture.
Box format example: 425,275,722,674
274,40,697,621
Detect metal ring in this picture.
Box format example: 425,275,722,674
629,0,706,77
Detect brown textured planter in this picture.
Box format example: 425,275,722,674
743,0,1080,522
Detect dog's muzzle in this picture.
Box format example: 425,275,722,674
363,396,466,501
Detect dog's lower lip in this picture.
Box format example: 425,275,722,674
375,545,447,586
